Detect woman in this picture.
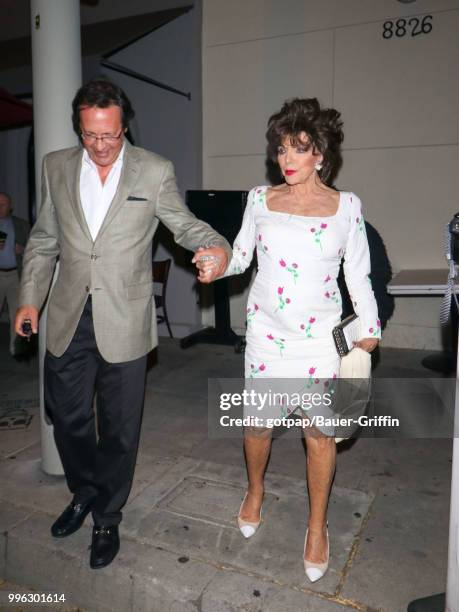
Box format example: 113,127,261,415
197,98,380,582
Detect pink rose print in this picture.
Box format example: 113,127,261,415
324,274,331,283
323,374,337,396
255,188,265,205
310,223,328,251
324,290,340,304
246,303,259,326
356,216,364,232
257,233,268,254
301,316,316,338
250,362,266,377
290,266,299,280
278,259,299,284
275,286,291,312
267,333,286,357
232,245,246,273
305,366,319,388
369,320,381,337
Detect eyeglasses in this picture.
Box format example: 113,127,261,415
80,130,124,144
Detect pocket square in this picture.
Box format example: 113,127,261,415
127,196,148,201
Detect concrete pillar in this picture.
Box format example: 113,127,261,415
30,0,82,475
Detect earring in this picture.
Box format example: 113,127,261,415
315,162,323,171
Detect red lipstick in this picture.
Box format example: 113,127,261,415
285,170,296,176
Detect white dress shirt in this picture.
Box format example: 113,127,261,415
79,144,125,241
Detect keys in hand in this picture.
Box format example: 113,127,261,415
15,305,39,339
22,319,33,342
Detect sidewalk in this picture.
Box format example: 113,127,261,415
0,328,452,612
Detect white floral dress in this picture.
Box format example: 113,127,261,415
224,186,381,415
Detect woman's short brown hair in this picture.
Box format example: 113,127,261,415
266,98,344,186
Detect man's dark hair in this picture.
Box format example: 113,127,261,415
72,79,135,136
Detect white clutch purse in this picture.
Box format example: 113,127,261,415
332,314,361,357
334,346,372,443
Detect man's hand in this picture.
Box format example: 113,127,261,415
192,246,228,283
15,243,25,255
353,338,379,352
15,305,39,337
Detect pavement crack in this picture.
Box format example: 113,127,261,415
2,440,40,461
334,490,379,600
2,508,37,533
177,556,377,611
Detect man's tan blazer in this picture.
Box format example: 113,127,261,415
19,140,231,363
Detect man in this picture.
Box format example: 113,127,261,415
0,192,29,356
15,79,229,569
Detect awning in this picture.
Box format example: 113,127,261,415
0,88,33,129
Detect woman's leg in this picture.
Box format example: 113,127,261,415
239,427,272,521
304,428,336,562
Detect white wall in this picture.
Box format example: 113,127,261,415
202,0,459,349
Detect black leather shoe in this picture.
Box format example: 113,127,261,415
89,525,120,569
51,499,93,538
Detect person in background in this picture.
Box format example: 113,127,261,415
0,192,29,356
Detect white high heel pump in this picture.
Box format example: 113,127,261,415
303,526,329,582
237,492,262,538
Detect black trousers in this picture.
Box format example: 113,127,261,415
44,297,147,526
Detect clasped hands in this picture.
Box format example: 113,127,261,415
192,246,228,283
